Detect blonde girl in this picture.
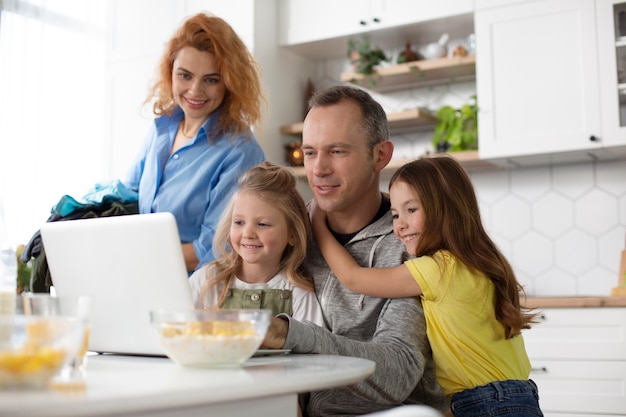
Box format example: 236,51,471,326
189,162,324,326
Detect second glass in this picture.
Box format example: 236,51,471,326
18,293,92,383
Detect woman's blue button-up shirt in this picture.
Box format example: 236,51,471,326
124,107,265,269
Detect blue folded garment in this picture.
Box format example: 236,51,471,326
52,180,139,217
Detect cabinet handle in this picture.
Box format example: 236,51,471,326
372,17,381,23
359,20,367,26
537,314,546,321
589,135,599,142
531,366,548,373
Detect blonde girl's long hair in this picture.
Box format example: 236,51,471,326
199,162,314,307
145,12,264,138
389,156,537,338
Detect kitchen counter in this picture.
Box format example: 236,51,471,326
524,296,626,308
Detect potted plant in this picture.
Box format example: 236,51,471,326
347,36,389,76
432,95,478,152
16,244,32,294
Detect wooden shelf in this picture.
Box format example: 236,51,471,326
340,55,476,92
280,108,437,137
384,150,495,172
387,108,437,131
280,123,304,135
288,150,495,179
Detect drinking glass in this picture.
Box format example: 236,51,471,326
18,293,92,385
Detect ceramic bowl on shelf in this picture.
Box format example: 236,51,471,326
420,33,450,60
0,314,85,389
150,309,272,367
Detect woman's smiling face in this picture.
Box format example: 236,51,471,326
171,46,226,122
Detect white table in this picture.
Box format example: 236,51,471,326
1,353,375,417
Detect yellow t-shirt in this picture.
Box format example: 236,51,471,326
405,251,530,396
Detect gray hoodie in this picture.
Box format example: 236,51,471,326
282,209,449,416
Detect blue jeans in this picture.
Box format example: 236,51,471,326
450,380,543,417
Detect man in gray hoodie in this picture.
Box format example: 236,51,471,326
262,85,449,416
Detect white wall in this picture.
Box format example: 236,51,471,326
0,1,108,247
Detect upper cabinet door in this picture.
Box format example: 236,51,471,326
378,0,474,28
278,0,474,47
475,0,602,159
596,0,626,148
278,0,367,46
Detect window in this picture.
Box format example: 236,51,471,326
0,0,106,245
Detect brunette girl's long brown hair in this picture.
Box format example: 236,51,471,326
145,12,263,138
199,162,314,307
390,156,536,338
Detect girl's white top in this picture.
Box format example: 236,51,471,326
189,263,326,328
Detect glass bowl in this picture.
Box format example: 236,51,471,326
0,314,85,388
150,309,272,367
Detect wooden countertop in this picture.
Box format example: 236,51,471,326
524,296,626,308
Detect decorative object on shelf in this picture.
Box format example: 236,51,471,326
466,33,476,55
452,45,468,57
432,94,478,153
397,42,421,64
347,36,389,76
419,33,449,60
285,142,304,167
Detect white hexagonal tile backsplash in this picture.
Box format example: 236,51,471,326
472,161,625,297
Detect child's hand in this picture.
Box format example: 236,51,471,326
260,317,289,349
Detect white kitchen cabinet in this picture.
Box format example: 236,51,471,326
475,0,603,160
278,0,474,55
278,0,365,46
597,0,626,147
523,307,626,416
475,0,542,10
378,0,474,30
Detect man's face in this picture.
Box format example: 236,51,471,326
301,101,378,218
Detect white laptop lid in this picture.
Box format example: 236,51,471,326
40,212,194,356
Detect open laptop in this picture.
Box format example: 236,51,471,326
39,212,194,356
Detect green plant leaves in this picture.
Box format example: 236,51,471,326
347,36,389,76
432,95,478,152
